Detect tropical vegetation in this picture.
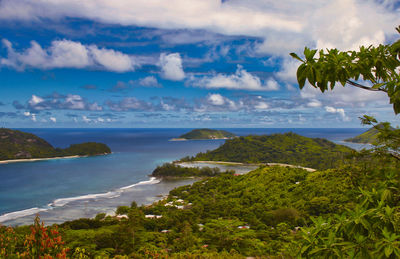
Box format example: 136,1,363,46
182,132,353,170
177,129,236,140
0,128,111,161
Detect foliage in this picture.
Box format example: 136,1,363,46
298,178,400,258
0,215,68,258
360,115,400,161
185,132,353,170
0,128,111,161
151,163,233,177
178,129,236,140
290,26,400,114
344,122,395,144
63,142,111,156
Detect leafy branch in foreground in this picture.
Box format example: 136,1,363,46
360,115,400,161
290,26,400,114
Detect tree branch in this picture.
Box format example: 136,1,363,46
346,80,388,93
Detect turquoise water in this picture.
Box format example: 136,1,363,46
0,128,365,225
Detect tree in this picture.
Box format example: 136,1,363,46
290,26,400,114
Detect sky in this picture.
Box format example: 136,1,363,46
0,0,399,128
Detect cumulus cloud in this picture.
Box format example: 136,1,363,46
325,106,350,121
159,53,185,81
23,111,37,122
207,93,226,106
49,117,56,122
1,39,136,72
23,93,102,112
194,65,279,91
139,76,161,87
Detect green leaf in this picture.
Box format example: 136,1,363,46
290,52,304,62
385,246,393,257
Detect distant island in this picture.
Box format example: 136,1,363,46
344,123,394,144
0,128,111,162
171,129,236,141
181,132,353,170
151,163,233,178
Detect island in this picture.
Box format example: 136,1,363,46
344,123,395,144
0,128,111,162
171,129,236,141
151,163,234,178
181,132,353,170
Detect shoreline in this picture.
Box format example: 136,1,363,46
0,176,195,226
0,153,110,165
178,160,316,172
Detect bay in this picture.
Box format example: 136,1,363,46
0,128,365,225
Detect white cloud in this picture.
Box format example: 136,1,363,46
1,39,136,72
159,53,185,81
49,117,56,122
207,94,225,106
0,1,397,56
82,115,91,123
325,106,350,121
29,95,44,106
88,45,135,72
276,58,300,84
254,101,269,110
307,99,322,108
50,40,90,68
139,76,160,87
27,93,102,111
23,111,36,121
194,65,279,91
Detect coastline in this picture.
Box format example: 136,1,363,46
0,176,195,226
0,153,110,165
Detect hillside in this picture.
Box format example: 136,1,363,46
183,132,353,170
53,166,358,257
344,123,395,144
0,128,111,161
176,129,236,140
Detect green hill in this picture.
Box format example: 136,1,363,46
344,123,395,144
0,128,111,161
177,129,236,140
184,132,353,170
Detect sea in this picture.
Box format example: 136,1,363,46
0,128,369,226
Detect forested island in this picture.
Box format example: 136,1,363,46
172,129,236,140
344,123,396,144
182,132,353,170
151,163,234,178
0,128,111,161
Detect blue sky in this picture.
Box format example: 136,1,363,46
0,0,399,128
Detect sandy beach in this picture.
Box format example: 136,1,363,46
0,155,82,165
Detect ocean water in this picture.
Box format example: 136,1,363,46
0,128,366,226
